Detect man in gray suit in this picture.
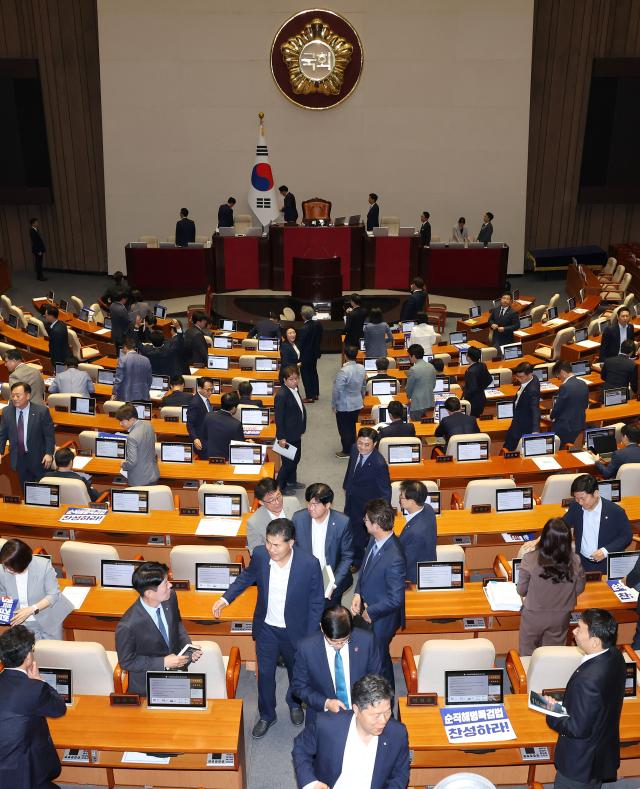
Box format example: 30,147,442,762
332,344,367,458
113,336,152,402
48,355,94,397
116,402,160,486
0,382,55,487
246,477,299,554
406,343,436,420
4,350,45,405
115,562,202,695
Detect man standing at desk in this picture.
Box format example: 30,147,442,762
4,350,45,405
279,185,298,224
44,306,70,368
297,305,323,403
116,402,160,487
419,211,431,246
503,361,541,452
549,360,589,446
366,193,380,231
275,366,307,493
0,382,55,486
477,211,494,243
218,197,236,228
405,343,436,420
489,291,520,355
184,310,210,367
109,289,131,354
113,336,152,402
29,217,47,281
398,480,437,583
400,278,427,322
186,376,215,459
175,207,195,247
344,294,367,348
599,307,635,362
601,339,638,393
205,391,244,459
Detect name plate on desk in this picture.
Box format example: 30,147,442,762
479,415,493,421
463,617,487,630
180,507,199,516
360,418,374,426
110,693,141,706
421,417,435,424
436,455,453,463
407,693,438,707
3,495,20,504
471,504,491,514
165,416,179,422
231,621,252,633
503,451,520,459
171,579,190,591
207,753,235,767
71,575,96,587
209,457,226,464
453,535,472,545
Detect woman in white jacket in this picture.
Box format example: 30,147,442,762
408,312,436,356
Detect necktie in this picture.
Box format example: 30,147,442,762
355,454,364,471
334,650,350,708
17,410,25,454
363,542,379,574
500,308,506,317
156,608,170,647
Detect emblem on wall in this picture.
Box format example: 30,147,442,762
271,9,363,110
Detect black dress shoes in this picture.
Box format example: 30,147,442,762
289,706,304,726
252,718,277,738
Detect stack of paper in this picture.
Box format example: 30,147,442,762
531,456,561,471
576,340,599,349
484,581,522,612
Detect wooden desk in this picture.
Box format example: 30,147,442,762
421,245,509,299
50,695,245,789
80,457,275,486
125,245,216,300
456,296,536,334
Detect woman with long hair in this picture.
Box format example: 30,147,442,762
279,326,300,382
517,517,585,655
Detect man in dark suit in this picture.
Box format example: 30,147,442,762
351,499,406,691
292,606,382,725
217,197,236,228
344,293,367,347
43,306,70,367
503,362,541,451
109,289,131,354
205,391,244,459
186,376,215,458
137,319,185,378
549,359,590,445
115,562,201,696
624,553,640,648
601,339,638,392
161,375,193,407
247,312,281,339
398,480,437,583
279,185,298,223
477,211,494,243
564,474,632,573
546,609,626,789
29,217,47,281
599,307,635,362
419,211,431,246
293,483,354,605
0,382,55,486
489,291,520,354
594,423,640,479
0,625,67,789
184,310,210,367
366,192,380,231
399,277,427,322
343,427,392,563
293,674,410,789
275,366,307,493
297,305,323,402
113,336,153,401
213,518,324,737
46,447,99,501
378,400,415,438
237,380,264,408
175,207,196,247
434,396,480,451
462,345,494,416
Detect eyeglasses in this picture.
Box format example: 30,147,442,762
263,492,283,505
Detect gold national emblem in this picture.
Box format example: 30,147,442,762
281,17,353,96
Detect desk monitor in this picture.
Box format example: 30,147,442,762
251,380,274,396
449,331,467,346
110,490,149,515
532,366,548,382
70,396,96,416
387,443,421,465
546,306,558,321
512,558,522,585
469,305,481,319
241,408,270,428
496,486,533,513
522,433,555,457
371,379,398,396
592,433,617,457
512,289,520,301
39,668,72,705
334,216,346,226
459,349,469,366
359,339,366,352
364,358,379,371
571,360,591,376
203,492,242,517
131,401,152,420
426,492,441,515
435,400,468,423
401,321,415,334
255,357,277,372
372,227,389,237
24,482,59,508
455,440,489,462
398,226,414,237
100,559,144,587
348,215,361,225
604,387,628,407
518,314,533,329
496,400,515,420
54,363,67,376
103,316,113,330
218,227,235,237
258,338,279,352
376,405,407,424
151,375,170,392
58,298,69,312
229,444,262,466
95,437,126,459
27,322,39,337
6,313,18,328
160,442,193,463
79,307,94,323
313,300,331,316
584,426,616,451
154,304,167,319
207,355,229,370
566,297,576,312
146,671,206,710
489,372,502,389
599,479,621,502
574,327,588,343
417,560,464,591
434,376,451,394
181,405,189,423
445,669,504,706
195,562,242,591
219,319,238,332
501,342,523,360
97,368,115,386
213,336,232,349
607,550,640,580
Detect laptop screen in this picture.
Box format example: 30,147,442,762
496,400,514,420
532,367,548,382
27,322,39,337
131,401,152,420
6,313,18,328
455,440,489,462
449,331,467,345
213,336,232,349
417,561,464,591
203,492,243,517
519,314,533,329
522,433,555,457
566,297,576,312
195,562,242,591
39,668,72,705
251,381,274,396
110,490,149,514
70,396,96,415
240,408,270,427
100,559,144,587
426,492,441,515
258,338,279,352
387,444,421,465
364,358,378,371
95,437,126,459
434,376,451,393
512,558,521,585
151,375,170,392
154,304,167,318
103,316,112,330
24,482,59,507
501,343,523,360
571,360,591,376
146,671,206,709
207,356,229,370
584,427,616,451
220,319,237,332
604,388,628,407
445,669,504,705
469,306,481,318
401,321,415,333
496,486,533,513
229,444,262,465
160,442,193,463
546,306,558,321
255,357,277,372
574,327,588,342
592,434,617,456
97,369,115,385
599,479,621,502
371,379,398,396
607,551,640,580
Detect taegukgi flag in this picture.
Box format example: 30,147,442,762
248,112,280,227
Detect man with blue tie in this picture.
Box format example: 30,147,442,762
186,376,215,459
398,480,437,583
351,499,406,692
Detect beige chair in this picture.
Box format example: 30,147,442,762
0,341,17,356
447,432,492,461
1,382,11,400
160,405,184,420
491,367,514,386
480,347,498,362
529,304,547,324
603,293,635,321
197,483,249,514
238,355,259,370
436,544,465,564
402,638,496,694
170,545,231,584
77,430,99,453
547,293,560,310
601,272,632,302
378,436,422,464
204,334,213,348
588,316,605,336
231,377,250,391
27,317,47,338
60,541,119,580
47,393,82,411
78,362,104,381
70,296,84,314
89,303,104,324
432,353,451,366
390,480,438,509
599,256,617,278
280,307,295,322
124,485,175,511
39,476,91,506
241,338,259,350
0,537,7,551
0,294,12,317
187,640,241,699
68,327,100,361
34,640,119,695
380,216,400,236
616,463,640,499
9,305,29,328
102,399,126,416
506,646,583,690
539,473,582,505
234,214,252,234
534,326,575,361
138,235,158,248
461,478,516,509
605,264,625,286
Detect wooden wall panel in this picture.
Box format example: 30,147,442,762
526,0,640,253
0,0,106,274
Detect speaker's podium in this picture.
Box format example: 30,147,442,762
291,256,343,304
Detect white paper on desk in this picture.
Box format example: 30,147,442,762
122,752,171,765
376,395,393,407
540,382,559,391
514,330,528,338
190,366,199,374
72,456,92,470
573,307,589,314
271,440,297,461
195,517,242,536
572,451,595,466
576,340,599,349
233,464,262,475
544,318,568,327
531,456,561,471
94,328,110,335
62,586,91,610
515,299,532,305
485,389,504,398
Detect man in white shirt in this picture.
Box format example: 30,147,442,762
407,311,436,356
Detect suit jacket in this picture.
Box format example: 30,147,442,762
161,390,193,407
434,411,480,450
9,363,45,405
46,320,70,366
601,354,638,392
420,220,431,246
366,202,380,231
343,447,391,527
406,359,436,410
550,375,589,444
504,376,541,450
291,629,382,723
30,226,46,254
292,710,410,789
599,323,635,362
489,305,520,347
186,393,212,457
138,334,184,378
280,341,300,374
109,302,131,346
205,409,244,459
0,555,68,639
0,668,66,789
564,497,632,557
248,318,281,339
292,508,354,596
355,535,406,638
184,326,209,366
398,507,437,583
331,361,366,412
238,395,264,408
462,361,494,416
113,351,152,401
217,203,234,228
283,192,298,223
47,468,99,502
175,217,196,247
297,319,323,364
477,221,493,243
115,593,190,695
275,385,306,443
400,289,427,322
246,496,300,554
626,554,640,614
547,647,626,782
364,322,393,359
48,367,94,397
344,306,368,347
223,546,324,644
595,443,640,480
378,421,416,439
0,401,55,473
121,419,159,486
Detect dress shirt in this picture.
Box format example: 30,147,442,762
15,404,30,451
290,385,304,413
264,549,294,628
581,648,607,665
619,323,627,352
334,715,379,789
139,598,170,638
15,569,35,622
323,638,351,707
355,450,373,470
580,499,604,559
199,393,212,412
311,513,330,568
269,508,285,521
514,377,532,404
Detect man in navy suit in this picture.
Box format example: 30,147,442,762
186,376,215,459
292,674,410,789
175,207,196,247
564,474,632,573
351,500,406,691
217,197,236,228
279,185,298,223
419,212,431,246
546,609,626,789
378,400,415,439
366,192,380,231
0,382,55,486
601,339,638,393
297,305,323,402
213,519,324,738
599,307,635,362
434,396,480,451
398,481,437,583
595,423,640,479
291,605,382,725
0,625,67,789
549,359,590,446
183,310,210,367
44,305,70,367
489,291,520,355
204,391,244,459
399,277,427,322
503,362,541,451
29,216,47,281
275,366,307,493
343,427,392,563
293,483,354,605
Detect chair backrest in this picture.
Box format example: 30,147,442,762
280,307,295,322
78,363,103,381
588,317,604,336
231,377,250,390
78,430,98,453
102,399,126,416
197,483,249,514
390,480,438,509
447,432,492,461
432,352,451,365
529,304,547,324
525,646,584,691
1,382,10,400
40,476,91,506
187,640,229,698
28,317,47,338
47,393,79,410
70,296,84,313
378,436,422,463
160,406,184,420
234,214,251,234
380,216,400,236
182,374,198,392
238,355,257,370
0,341,16,357
436,544,465,564
547,293,560,309
9,305,28,328
60,540,119,579
612,264,625,284
241,338,258,350
617,272,632,293
616,463,640,498
602,256,617,276
550,327,575,359
540,473,581,505
67,327,82,358
301,197,331,221
170,545,231,584
125,485,174,511
463,479,515,509
480,347,497,362
491,367,513,386
417,638,496,695
34,640,116,695
0,294,12,316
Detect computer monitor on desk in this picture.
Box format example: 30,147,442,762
501,342,523,360
607,550,640,580
445,669,504,705
160,442,193,463
202,492,243,517
371,379,398,396
24,482,59,507
70,396,96,416
455,440,489,462
100,559,144,587
195,563,242,592
95,436,126,459
416,561,464,591
146,672,207,710
207,356,229,370
387,443,421,465
97,369,115,386
522,433,555,457
496,486,533,513
110,490,149,515
603,387,628,407
519,314,533,329
39,668,72,705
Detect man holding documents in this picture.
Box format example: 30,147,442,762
116,402,160,486
274,366,307,493
503,362,541,452
205,391,244,459
116,562,201,695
